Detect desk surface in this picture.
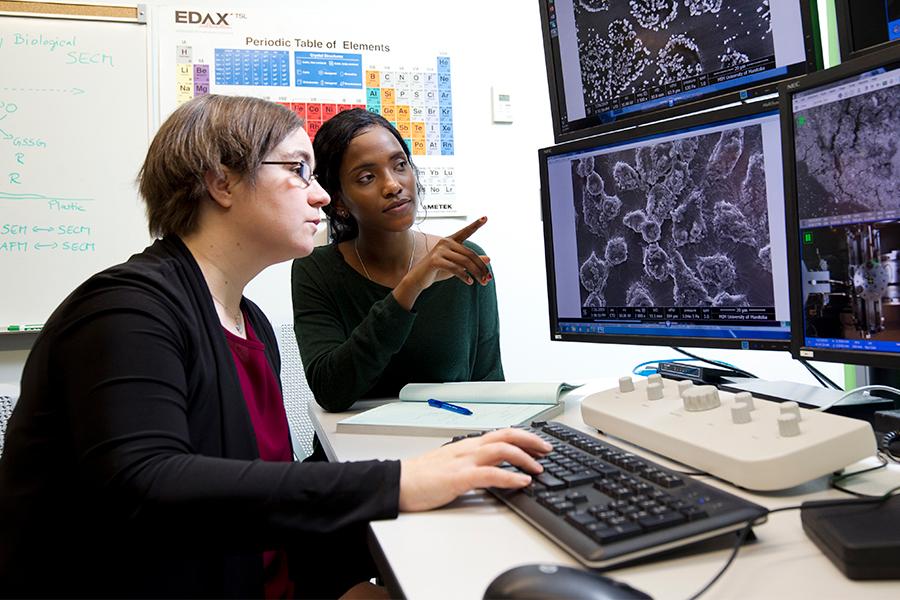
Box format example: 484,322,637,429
309,383,900,600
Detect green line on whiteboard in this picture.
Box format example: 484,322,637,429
0,191,94,202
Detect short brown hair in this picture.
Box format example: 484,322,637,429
138,95,303,237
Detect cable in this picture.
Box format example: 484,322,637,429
814,384,900,413
830,453,890,497
684,521,754,600
685,470,900,600
631,357,697,376
800,361,830,388
798,360,841,390
670,347,758,379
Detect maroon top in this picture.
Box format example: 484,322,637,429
224,317,294,599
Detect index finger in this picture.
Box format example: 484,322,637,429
449,216,488,243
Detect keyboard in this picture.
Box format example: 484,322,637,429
486,422,768,569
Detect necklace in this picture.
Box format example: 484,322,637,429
354,232,417,282
210,293,244,335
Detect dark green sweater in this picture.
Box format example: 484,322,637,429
291,241,504,412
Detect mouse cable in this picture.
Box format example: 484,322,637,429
670,347,758,379
686,482,900,600
830,452,890,497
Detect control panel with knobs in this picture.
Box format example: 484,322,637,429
582,376,876,491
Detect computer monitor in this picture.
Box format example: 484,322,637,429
836,0,900,62
781,42,900,372
539,0,819,143
540,101,791,351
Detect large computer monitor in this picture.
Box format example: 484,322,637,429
539,0,819,142
836,0,900,62
540,101,792,351
781,42,900,372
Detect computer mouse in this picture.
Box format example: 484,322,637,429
483,563,652,600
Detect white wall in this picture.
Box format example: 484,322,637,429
0,0,843,390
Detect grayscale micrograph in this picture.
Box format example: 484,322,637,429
574,0,774,111
571,123,775,311
794,86,900,222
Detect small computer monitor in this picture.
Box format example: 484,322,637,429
540,101,791,350
781,42,900,370
835,0,898,61
539,0,818,143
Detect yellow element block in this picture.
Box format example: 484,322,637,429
381,104,396,120
412,138,426,156
397,122,411,137
366,70,380,87
381,87,395,105
412,122,426,137
396,104,410,122
176,64,192,79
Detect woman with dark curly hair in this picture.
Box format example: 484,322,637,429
291,108,505,414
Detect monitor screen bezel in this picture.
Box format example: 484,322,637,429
835,0,897,62
780,41,900,369
540,99,790,352
538,0,821,144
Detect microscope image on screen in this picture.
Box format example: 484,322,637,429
801,222,900,341
574,0,775,114
570,121,775,315
793,84,900,223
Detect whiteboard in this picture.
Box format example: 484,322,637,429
0,13,151,331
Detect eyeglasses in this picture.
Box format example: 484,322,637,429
261,160,319,188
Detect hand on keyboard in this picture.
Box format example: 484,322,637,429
398,428,553,512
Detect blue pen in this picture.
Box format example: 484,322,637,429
427,398,473,416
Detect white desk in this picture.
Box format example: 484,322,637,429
309,384,900,600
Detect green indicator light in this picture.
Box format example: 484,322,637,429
803,231,813,244
797,115,807,126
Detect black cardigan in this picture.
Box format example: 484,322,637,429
0,237,400,598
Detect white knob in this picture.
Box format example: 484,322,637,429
618,376,635,393
648,373,663,385
731,405,752,424
682,385,721,412
646,382,664,401
778,413,802,437
734,392,755,410
677,380,693,397
780,401,802,421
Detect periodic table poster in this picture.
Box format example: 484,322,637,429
154,5,461,216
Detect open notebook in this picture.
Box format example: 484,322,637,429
336,381,580,437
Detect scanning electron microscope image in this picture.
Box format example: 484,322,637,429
571,122,775,312
793,86,900,222
574,0,774,111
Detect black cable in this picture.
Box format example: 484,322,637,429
685,465,900,600
801,361,830,388
670,347,758,379
798,359,842,390
685,521,754,600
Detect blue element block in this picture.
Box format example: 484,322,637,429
295,51,362,89
215,48,290,86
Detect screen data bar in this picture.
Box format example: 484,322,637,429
792,68,900,112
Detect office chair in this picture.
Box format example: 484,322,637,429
277,323,316,460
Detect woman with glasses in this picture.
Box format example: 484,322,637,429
0,95,549,599
291,109,504,417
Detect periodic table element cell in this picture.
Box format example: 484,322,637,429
338,103,354,113
366,70,380,87
306,120,322,138
381,104,396,121
411,105,425,120
305,103,322,122
381,71,395,86
291,103,307,119
397,122,411,138
194,63,210,83
176,64,192,79
397,87,410,103
322,103,338,120
412,122,425,137
396,105,410,122
176,45,192,63
412,139,426,156
194,82,209,96
381,88,395,105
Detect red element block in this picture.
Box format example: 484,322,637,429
305,103,323,121
291,103,307,119
322,103,338,120
338,103,354,113
306,119,322,138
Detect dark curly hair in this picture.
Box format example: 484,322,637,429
312,108,425,243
